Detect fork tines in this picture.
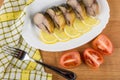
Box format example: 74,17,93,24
2,46,26,59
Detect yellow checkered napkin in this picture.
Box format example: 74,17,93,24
0,0,52,80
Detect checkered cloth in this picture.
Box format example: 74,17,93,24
0,0,52,80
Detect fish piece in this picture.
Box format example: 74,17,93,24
46,7,66,30
82,0,94,7
67,0,86,20
33,13,54,33
82,0,99,16
58,4,76,26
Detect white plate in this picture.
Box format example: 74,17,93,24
22,0,110,52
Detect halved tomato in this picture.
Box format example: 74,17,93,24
59,51,81,69
92,34,113,55
83,48,103,68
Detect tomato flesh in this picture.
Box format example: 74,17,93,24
84,48,103,68
92,34,113,55
59,51,81,68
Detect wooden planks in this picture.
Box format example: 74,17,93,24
0,0,3,8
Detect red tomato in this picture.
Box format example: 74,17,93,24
59,51,81,68
83,48,103,68
92,34,113,55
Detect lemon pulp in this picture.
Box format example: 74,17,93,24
82,16,100,26
64,25,81,38
40,31,58,44
73,19,91,33
53,28,70,42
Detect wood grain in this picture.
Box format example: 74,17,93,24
0,0,3,7
0,0,120,80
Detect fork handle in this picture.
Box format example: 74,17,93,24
35,60,76,80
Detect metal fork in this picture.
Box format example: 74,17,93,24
2,46,76,80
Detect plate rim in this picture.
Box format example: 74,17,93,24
21,0,110,52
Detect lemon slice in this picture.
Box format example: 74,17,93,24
64,25,81,38
53,28,70,42
73,19,91,33
40,31,58,44
82,16,100,26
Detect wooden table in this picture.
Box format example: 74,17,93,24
1,0,120,80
